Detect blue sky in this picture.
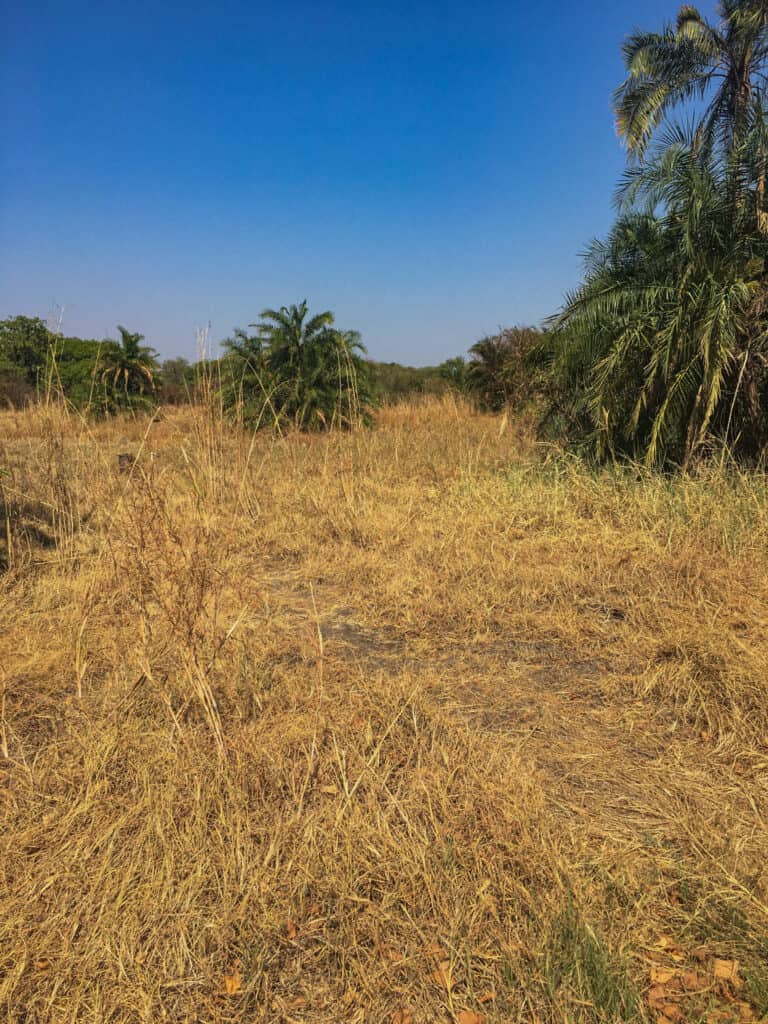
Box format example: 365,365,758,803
0,0,714,364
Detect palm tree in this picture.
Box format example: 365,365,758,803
549,133,768,467
615,1,768,163
221,327,272,422
257,302,335,427
101,326,158,406
224,302,371,430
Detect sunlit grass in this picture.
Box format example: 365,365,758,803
1,396,766,1022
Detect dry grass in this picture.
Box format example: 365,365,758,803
1,395,767,1023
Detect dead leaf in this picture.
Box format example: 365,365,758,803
458,1012,486,1024
682,969,707,991
658,1004,684,1023
222,960,242,996
648,985,671,1009
650,967,678,984
285,920,298,941
319,784,338,795
391,1011,413,1024
431,959,456,990
706,1011,735,1024
714,959,742,988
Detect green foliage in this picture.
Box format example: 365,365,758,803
438,356,470,393
0,316,162,414
48,336,116,411
220,327,272,424
159,357,195,404
0,316,49,385
615,0,768,168
0,316,50,405
467,327,545,411
367,360,450,402
547,136,768,467
545,1,768,469
100,326,159,409
542,898,639,1022
222,301,372,430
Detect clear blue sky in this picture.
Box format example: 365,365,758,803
0,0,714,364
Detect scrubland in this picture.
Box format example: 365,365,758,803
1,396,766,1024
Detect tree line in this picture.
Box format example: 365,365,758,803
0,309,544,426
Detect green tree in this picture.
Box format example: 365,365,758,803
100,326,159,408
438,356,470,394
615,1,768,222
0,316,50,403
159,357,194,404
547,133,768,467
544,2,768,469
48,337,113,410
367,361,448,401
616,1,768,157
225,302,371,430
221,327,273,424
467,327,544,411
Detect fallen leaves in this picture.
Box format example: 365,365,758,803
222,960,242,996
681,969,708,992
458,1012,486,1024
650,966,678,985
646,950,758,1024
713,959,742,988
431,958,456,991
391,1011,413,1024
655,935,686,961
422,940,460,992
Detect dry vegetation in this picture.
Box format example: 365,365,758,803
1,396,767,1024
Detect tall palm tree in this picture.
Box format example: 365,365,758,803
101,326,158,405
550,133,768,467
615,0,768,162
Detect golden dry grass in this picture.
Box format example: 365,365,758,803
1,395,767,1023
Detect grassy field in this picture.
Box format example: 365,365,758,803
1,396,767,1024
